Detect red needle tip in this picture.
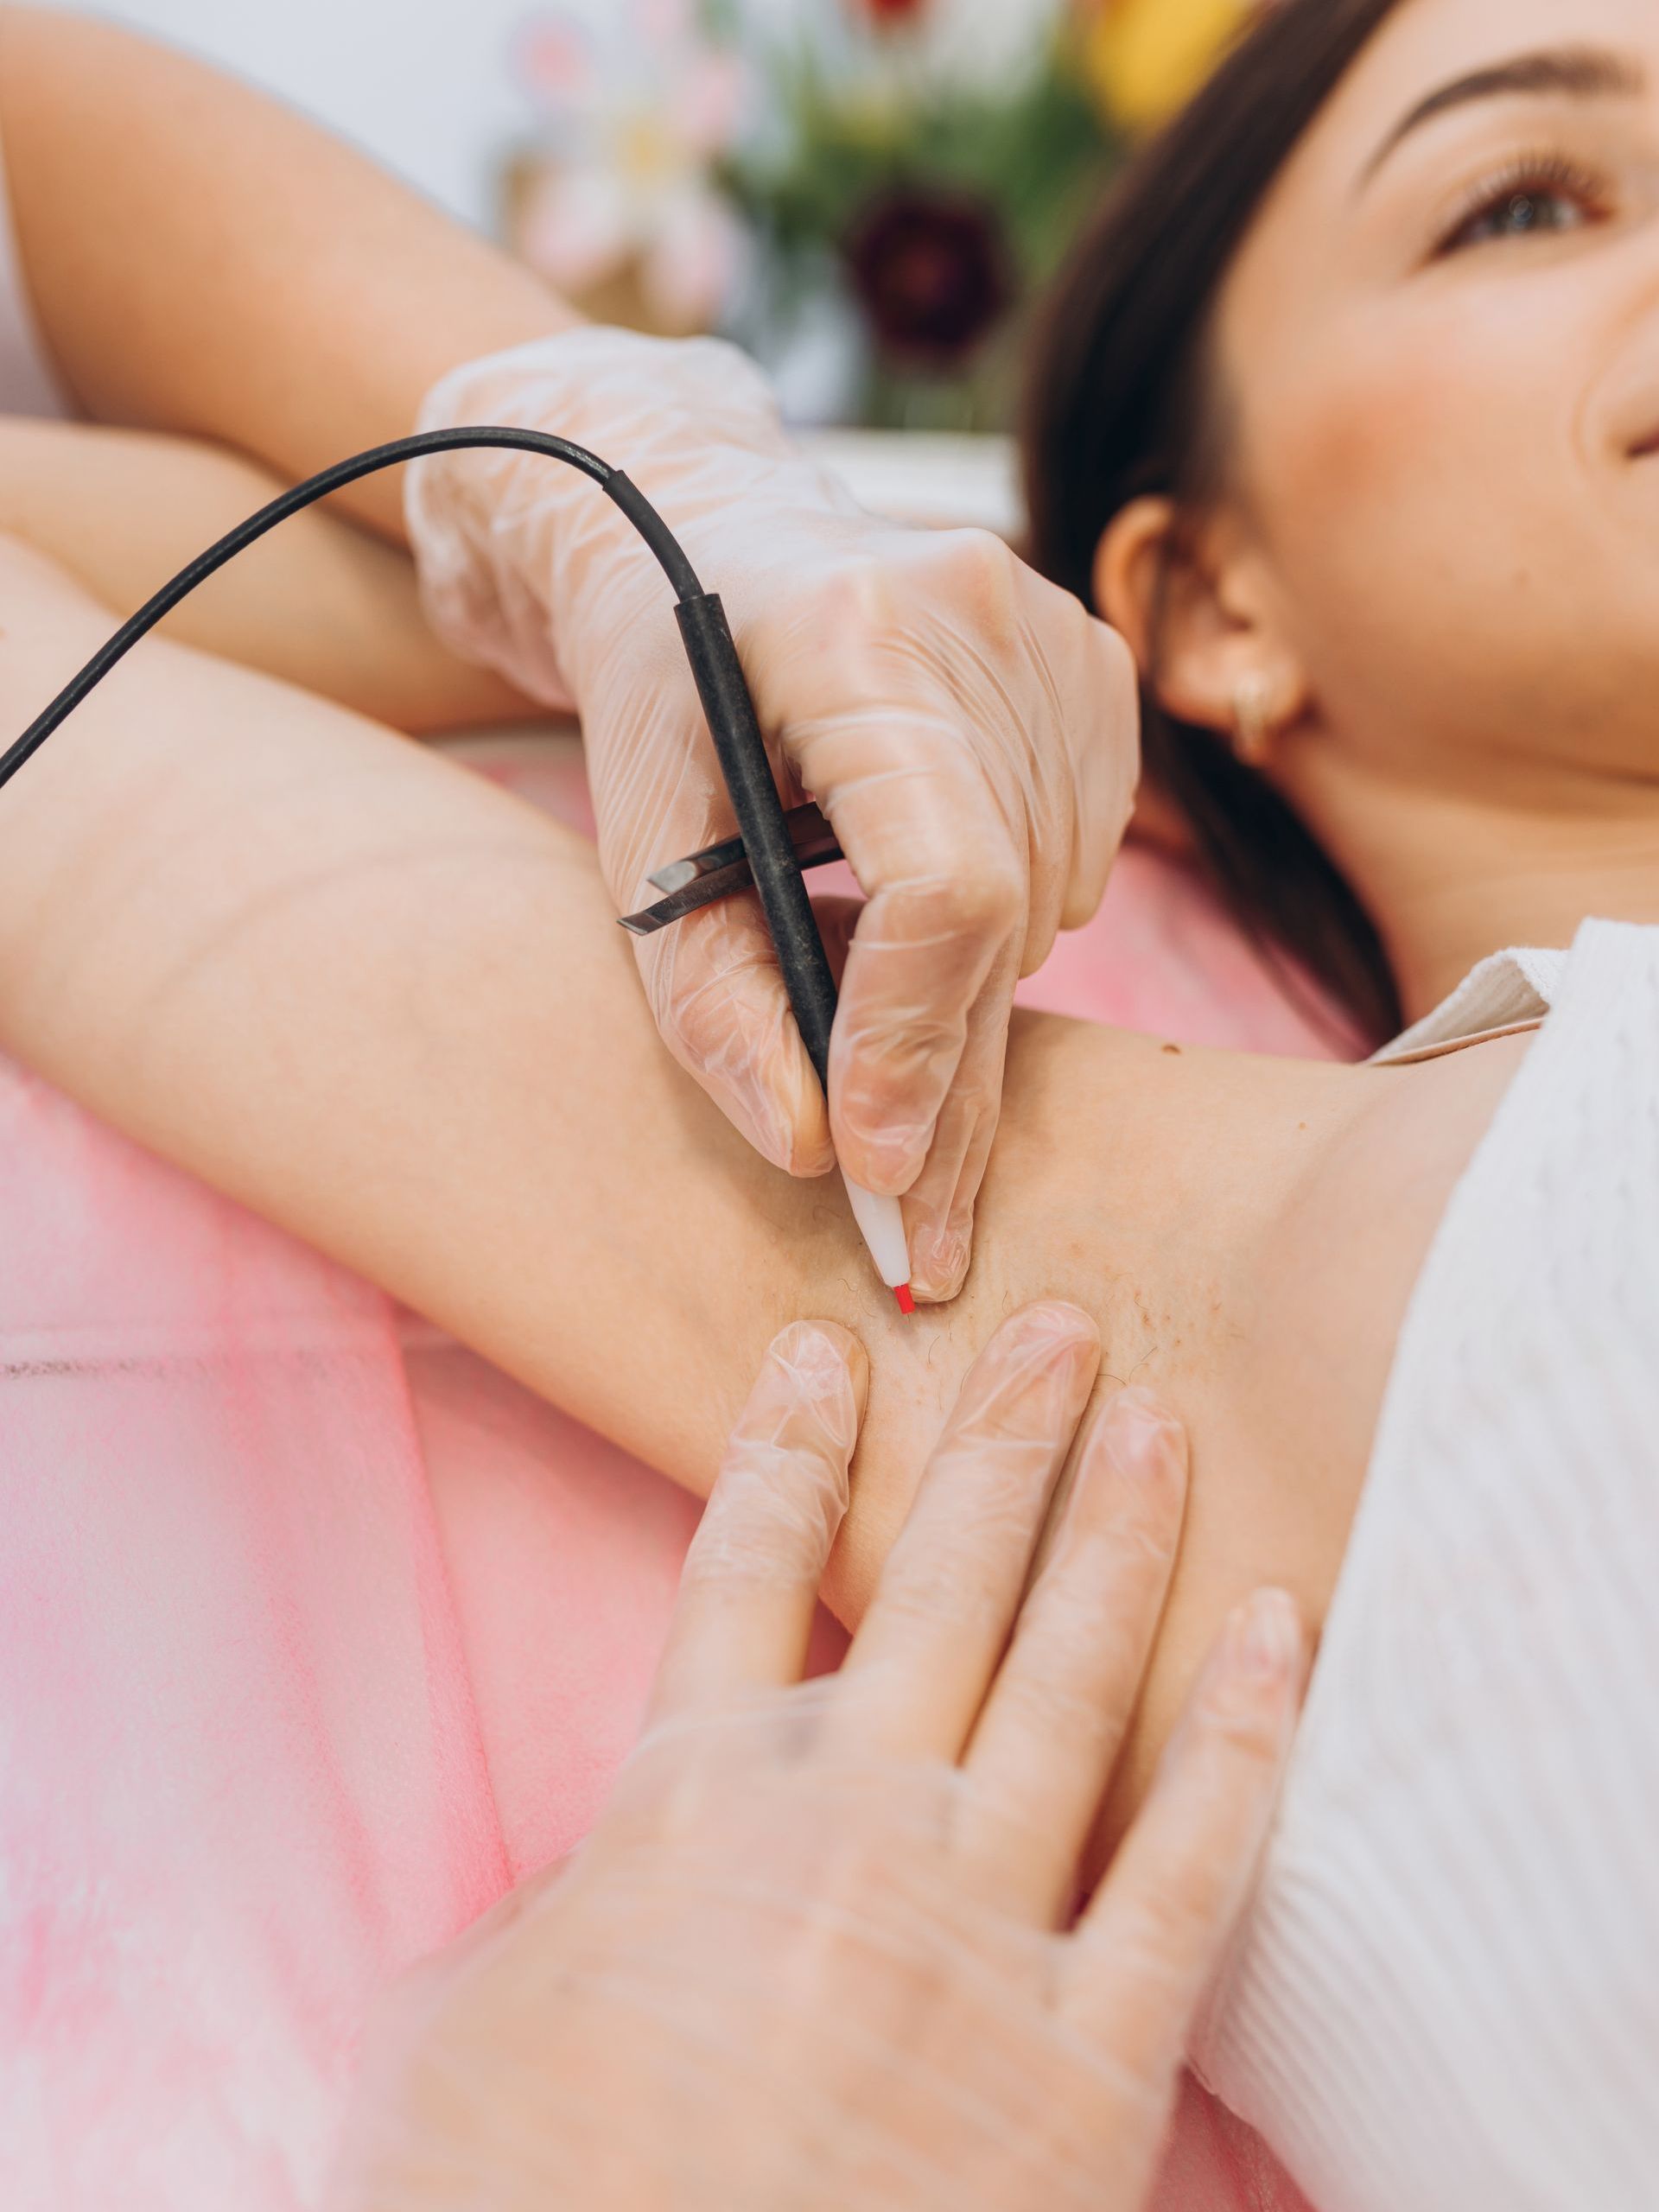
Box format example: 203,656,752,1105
893,1284,916,1316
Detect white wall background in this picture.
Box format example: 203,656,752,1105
27,0,542,232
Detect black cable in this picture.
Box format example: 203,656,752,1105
0,426,704,794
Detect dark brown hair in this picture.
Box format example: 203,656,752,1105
1023,0,1407,1046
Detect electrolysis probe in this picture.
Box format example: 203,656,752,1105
0,426,916,1312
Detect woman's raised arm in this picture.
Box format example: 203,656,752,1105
0,531,1470,1820
0,416,532,732
0,533,970,1589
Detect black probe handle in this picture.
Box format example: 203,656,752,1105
674,591,838,1091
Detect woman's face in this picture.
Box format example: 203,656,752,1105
1211,0,1659,790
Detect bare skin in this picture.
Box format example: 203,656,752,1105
0,530,1526,1828
0,417,531,732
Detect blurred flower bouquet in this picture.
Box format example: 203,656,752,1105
505,0,753,340
710,0,1114,429
505,0,1252,429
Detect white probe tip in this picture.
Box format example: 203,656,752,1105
839,1172,914,1310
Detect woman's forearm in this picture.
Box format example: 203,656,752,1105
0,6,578,543
0,416,536,731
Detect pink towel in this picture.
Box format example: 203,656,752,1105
0,747,1330,2211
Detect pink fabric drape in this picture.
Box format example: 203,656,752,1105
0,747,1328,2210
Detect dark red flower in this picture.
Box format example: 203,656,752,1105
842,188,1014,370
858,0,929,23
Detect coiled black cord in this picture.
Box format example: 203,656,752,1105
0,426,704,793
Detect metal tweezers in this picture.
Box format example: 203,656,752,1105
618,802,843,936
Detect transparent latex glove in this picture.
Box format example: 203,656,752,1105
333,1302,1306,2212
406,333,1140,1300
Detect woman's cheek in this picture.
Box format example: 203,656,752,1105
1259,303,1506,560
1246,309,1586,722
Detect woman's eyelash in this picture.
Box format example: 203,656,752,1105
1433,153,1612,257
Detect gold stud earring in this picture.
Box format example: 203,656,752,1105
1232,671,1277,766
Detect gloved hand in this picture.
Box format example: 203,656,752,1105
332,1303,1306,2211
406,332,1140,1301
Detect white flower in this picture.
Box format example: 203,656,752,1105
512,2,754,327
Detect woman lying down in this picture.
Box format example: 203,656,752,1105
0,569,1653,2207
3,0,1659,2207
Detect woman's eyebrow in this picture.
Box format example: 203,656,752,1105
1357,46,1644,193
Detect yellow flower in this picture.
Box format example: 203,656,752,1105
1082,0,1254,132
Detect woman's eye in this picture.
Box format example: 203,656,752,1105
1455,188,1584,246
1437,162,1608,256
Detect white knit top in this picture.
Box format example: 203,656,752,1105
1194,918,1659,2210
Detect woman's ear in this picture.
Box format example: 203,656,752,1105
1093,495,1176,676
1093,496,1306,747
